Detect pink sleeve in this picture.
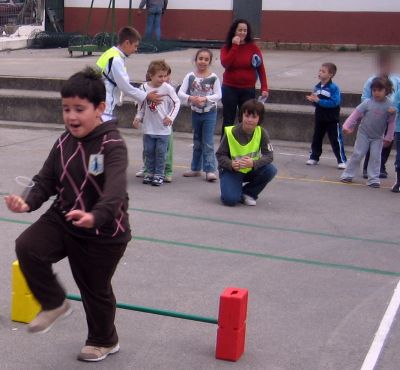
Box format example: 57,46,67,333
384,113,396,141
343,109,363,130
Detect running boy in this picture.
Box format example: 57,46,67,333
5,67,130,362
306,62,347,168
133,60,180,186
96,26,161,121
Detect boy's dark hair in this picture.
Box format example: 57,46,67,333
225,19,253,48
147,59,170,77
194,48,213,64
370,76,393,95
61,67,105,107
322,62,337,77
239,99,265,125
118,26,141,45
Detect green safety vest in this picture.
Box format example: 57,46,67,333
225,125,261,173
96,47,121,86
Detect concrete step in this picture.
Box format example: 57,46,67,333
0,88,357,145
0,76,362,107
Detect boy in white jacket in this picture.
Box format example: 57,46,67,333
96,26,161,121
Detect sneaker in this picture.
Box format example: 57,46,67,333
306,159,318,166
206,172,217,182
142,175,153,185
379,170,388,179
135,170,145,177
77,343,120,362
340,177,352,183
363,170,368,179
164,175,172,183
182,171,201,177
242,194,257,206
337,162,347,170
27,300,72,334
391,183,400,193
368,182,380,188
151,176,164,186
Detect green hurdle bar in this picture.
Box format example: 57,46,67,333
66,294,218,325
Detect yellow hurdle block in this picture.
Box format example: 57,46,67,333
11,260,41,323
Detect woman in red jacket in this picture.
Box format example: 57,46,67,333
220,19,269,139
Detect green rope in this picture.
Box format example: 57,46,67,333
66,294,218,325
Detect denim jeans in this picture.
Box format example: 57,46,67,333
144,134,169,177
395,132,400,172
191,110,217,172
145,7,162,40
219,163,277,206
221,85,255,139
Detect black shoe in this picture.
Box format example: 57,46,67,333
151,176,163,186
362,170,368,179
379,170,388,179
143,175,153,185
391,183,400,193
368,183,380,189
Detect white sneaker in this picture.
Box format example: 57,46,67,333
306,159,318,165
135,170,145,177
242,194,257,206
337,162,347,169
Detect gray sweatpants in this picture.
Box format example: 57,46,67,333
340,130,383,185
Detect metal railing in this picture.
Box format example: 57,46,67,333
0,0,44,34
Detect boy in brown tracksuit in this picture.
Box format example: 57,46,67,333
5,67,130,362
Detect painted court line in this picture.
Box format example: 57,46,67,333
1,216,399,277
360,279,400,370
135,236,400,277
130,207,400,247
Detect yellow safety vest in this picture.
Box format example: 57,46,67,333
96,47,122,86
225,125,261,173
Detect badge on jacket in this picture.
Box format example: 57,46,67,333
89,154,104,175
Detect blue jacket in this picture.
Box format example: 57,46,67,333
393,89,400,133
313,80,341,123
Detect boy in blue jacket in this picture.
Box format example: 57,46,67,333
306,63,347,169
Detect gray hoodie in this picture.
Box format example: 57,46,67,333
139,0,168,11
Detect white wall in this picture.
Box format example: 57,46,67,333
65,0,233,10
262,0,400,12
65,0,400,12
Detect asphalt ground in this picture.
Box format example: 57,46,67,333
0,123,399,370
1,47,399,93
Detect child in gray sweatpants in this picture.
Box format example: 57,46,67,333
340,77,396,188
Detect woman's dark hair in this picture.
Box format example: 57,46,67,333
225,19,253,48
194,48,213,64
370,76,393,95
61,67,105,107
239,99,264,125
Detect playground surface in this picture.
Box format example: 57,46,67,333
0,124,399,370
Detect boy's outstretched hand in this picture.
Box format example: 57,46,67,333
65,210,95,228
146,91,163,105
4,195,30,213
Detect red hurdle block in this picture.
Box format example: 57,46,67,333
215,287,248,361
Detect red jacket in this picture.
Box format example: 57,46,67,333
220,42,268,92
